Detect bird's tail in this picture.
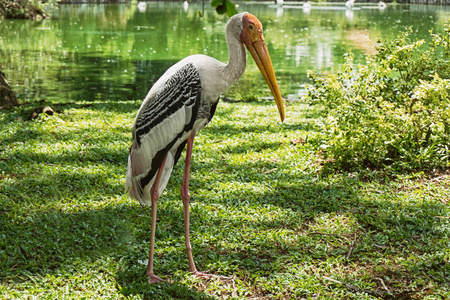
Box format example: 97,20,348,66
125,140,174,207
125,141,147,203
125,152,140,201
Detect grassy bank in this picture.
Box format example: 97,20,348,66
1,100,449,299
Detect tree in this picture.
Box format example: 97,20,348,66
0,72,20,108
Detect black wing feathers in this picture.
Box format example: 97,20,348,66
134,63,202,146
131,63,202,198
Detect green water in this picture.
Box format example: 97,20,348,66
1,1,450,103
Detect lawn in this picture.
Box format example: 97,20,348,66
0,99,449,299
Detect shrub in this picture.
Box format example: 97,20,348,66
305,21,450,171
0,0,59,19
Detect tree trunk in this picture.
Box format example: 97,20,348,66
0,72,20,108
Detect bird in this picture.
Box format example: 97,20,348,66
346,0,355,9
126,12,285,284
378,1,387,9
303,1,312,13
137,1,147,13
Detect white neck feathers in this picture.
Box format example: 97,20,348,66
223,13,247,88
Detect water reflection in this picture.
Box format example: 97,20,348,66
0,2,449,103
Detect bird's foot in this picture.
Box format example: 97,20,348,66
147,273,166,284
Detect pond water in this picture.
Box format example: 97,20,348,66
1,1,450,103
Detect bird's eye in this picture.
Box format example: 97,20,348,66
248,24,254,30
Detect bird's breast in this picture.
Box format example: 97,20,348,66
183,55,234,102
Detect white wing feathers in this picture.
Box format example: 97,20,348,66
126,63,202,206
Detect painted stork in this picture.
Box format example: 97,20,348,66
126,12,285,284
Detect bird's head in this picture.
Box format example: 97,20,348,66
239,13,285,122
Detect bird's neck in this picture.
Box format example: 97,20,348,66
223,32,247,87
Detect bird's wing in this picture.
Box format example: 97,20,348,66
126,63,202,204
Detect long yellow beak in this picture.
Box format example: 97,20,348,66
246,39,285,122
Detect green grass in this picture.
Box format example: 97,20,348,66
1,100,449,299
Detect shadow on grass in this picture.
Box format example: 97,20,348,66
116,269,216,300
1,101,449,298
11,145,127,165
174,155,450,296
8,100,141,119
0,201,215,299
1,206,131,274
192,155,448,241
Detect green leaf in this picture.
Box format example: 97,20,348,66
224,0,238,17
211,0,237,16
216,4,226,15
210,0,223,8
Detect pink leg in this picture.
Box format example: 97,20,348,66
181,133,214,278
146,156,167,284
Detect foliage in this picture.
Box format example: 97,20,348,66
0,0,56,19
1,100,449,299
211,0,237,17
305,22,450,171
